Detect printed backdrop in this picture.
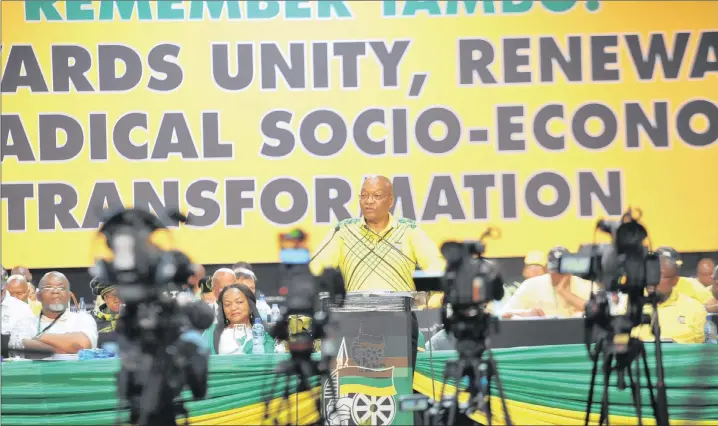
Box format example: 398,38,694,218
2,0,717,267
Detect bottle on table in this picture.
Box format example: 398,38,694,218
705,318,717,344
270,304,281,324
256,294,271,322
252,318,265,354
78,297,86,313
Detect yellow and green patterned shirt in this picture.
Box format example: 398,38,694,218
310,214,445,292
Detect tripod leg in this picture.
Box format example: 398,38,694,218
599,353,613,426
585,354,601,426
284,374,293,426
446,359,464,426
485,367,493,426
640,349,658,415
628,359,643,426
489,357,512,426
265,371,281,422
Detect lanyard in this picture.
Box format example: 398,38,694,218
37,311,65,336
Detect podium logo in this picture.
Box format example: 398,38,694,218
324,338,398,426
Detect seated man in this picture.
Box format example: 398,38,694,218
696,258,715,287
89,277,122,346
233,267,257,294
5,275,30,303
10,266,33,284
632,257,706,344
22,272,98,354
210,268,237,320
656,247,718,313
501,247,594,318
1,270,36,346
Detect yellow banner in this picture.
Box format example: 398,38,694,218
2,1,717,268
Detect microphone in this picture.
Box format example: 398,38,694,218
309,225,341,264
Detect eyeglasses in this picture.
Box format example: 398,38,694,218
359,194,389,202
39,286,69,293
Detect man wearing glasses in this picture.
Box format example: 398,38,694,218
310,175,445,373
21,272,98,355
311,175,445,293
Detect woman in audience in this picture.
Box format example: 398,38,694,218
201,284,275,355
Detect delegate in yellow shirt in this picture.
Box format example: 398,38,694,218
500,274,595,318
674,277,714,304
310,215,445,292
632,290,706,344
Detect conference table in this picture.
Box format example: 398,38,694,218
2,342,717,425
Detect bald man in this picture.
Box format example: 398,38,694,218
22,272,98,354
311,175,444,292
310,175,445,372
6,275,30,302
696,258,716,287
10,266,32,283
209,268,236,321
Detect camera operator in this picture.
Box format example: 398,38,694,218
500,247,594,319
632,255,707,344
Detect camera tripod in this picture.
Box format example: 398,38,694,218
262,339,338,426
584,303,670,426
436,338,512,426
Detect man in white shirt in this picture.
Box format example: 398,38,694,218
1,271,36,344
501,247,595,318
207,268,237,322
22,272,98,354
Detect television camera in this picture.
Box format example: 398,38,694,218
556,208,669,426
91,208,214,426
263,229,346,425
401,228,513,426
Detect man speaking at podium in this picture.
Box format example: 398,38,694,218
310,175,445,369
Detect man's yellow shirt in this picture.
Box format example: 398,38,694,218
632,290,706,344
500,274,595,318
674,276,714,304
310,215,445,292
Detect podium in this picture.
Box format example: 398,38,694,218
320,292,414,426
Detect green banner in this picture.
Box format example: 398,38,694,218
414,344,718,424
2,344,717,425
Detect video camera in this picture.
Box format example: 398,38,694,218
91,208,213,426
440,227,505,344
270,228,346,353
263,229,346,425
399,228,512,426
557,208,670,426
556,208,661,295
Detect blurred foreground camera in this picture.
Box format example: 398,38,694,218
91,208,212,426
563,208,670,426
557,208,661,294
402,228,512,426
